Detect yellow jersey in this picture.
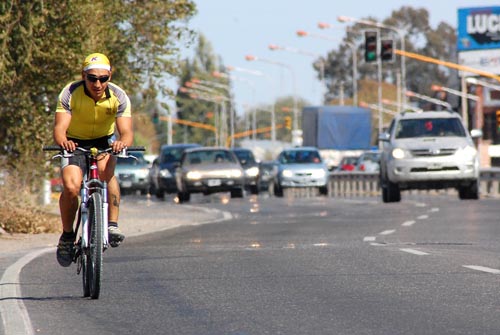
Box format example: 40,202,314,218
56,81,131,140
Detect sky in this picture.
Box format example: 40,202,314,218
177,0,500,115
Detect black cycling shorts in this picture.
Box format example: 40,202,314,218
61,135,115,173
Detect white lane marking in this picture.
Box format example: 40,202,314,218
379,229,396,236
402,220,415,227
429,208,440,212
400,248,429,256
415,203,427,207
463,265,500,274
370,242,386,246
417,215,429,220
363,236,376,242
0,247,53,335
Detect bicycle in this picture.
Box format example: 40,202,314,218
43,145,145,299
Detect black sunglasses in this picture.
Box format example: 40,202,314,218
86,74,110,83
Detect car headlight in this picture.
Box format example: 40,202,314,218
456,145,477,160
186,171,202,180
392,148,406,159
160,169,172,178
311,169,326,178
246,166,259,177
282,169,293,178
230,169,243,178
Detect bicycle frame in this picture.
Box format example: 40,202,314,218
78,147,109,251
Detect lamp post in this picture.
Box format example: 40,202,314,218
225,65,277,143
213,71,258,147
181,85,229,146
337,15,407,106
381,98,422,113
298,29,358,106
405,90,452,110
269,43,326,102
245,54,301,146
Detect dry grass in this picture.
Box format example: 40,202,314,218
0,174,61,234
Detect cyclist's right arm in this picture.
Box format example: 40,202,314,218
54,112,77,151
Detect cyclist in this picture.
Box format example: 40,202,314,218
53,52,134,267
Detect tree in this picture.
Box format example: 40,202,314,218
0,0,196,184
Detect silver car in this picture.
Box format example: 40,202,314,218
115,152,150,195
175,147,245,203
379,111,482,202
272,147,329,197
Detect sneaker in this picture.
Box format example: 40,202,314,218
56,235,75,267
108,226,125,248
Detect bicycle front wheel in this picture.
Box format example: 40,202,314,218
87,192,104,299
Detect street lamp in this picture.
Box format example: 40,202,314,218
268,43,326,102
337,15,407,106
466,77,500,91
225,65,277,143
405,90,452,110
245,54,301,146
298,28,358,106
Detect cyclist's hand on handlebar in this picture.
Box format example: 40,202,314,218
110,140,127,154
60,140,77,152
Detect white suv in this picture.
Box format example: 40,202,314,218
379,111,482,202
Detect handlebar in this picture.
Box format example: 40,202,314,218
43,145,146,159
43,145,145,152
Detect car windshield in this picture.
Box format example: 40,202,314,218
361,153,380,162
234,150,256,164
395,118,466,139
185,150,236,165
279,150,321,164
117,153,145,165
160,148,186,163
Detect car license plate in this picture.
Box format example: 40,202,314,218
121,180,132,188
207,179,221,187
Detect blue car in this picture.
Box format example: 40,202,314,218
149,143,200,199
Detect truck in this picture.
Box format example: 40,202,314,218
302,105,373,170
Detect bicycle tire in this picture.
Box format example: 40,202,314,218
87,192,104,299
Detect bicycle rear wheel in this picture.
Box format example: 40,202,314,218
86,192,104,299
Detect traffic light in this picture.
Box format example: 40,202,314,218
380,39,394,62
496,110,500,132
364,31,377,63
284,116,292,130
152,111,159,124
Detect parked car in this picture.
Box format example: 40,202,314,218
149,143,201,199
379,110,482,202
115,151,150,195
356,151,381,172
336,156,359,171
175,147,245,203
232,148,260,194
271,147,329,197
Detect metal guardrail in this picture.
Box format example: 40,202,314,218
328,168,500,198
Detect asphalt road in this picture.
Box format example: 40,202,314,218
9,192,500,334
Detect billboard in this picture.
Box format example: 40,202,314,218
458,6,500,51
458,49,500,76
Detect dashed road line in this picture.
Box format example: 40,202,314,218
400,248,429,256
417,215,429,220
379,229,396,235
402,220,415,227
463,265,500,274
363,236,376,242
